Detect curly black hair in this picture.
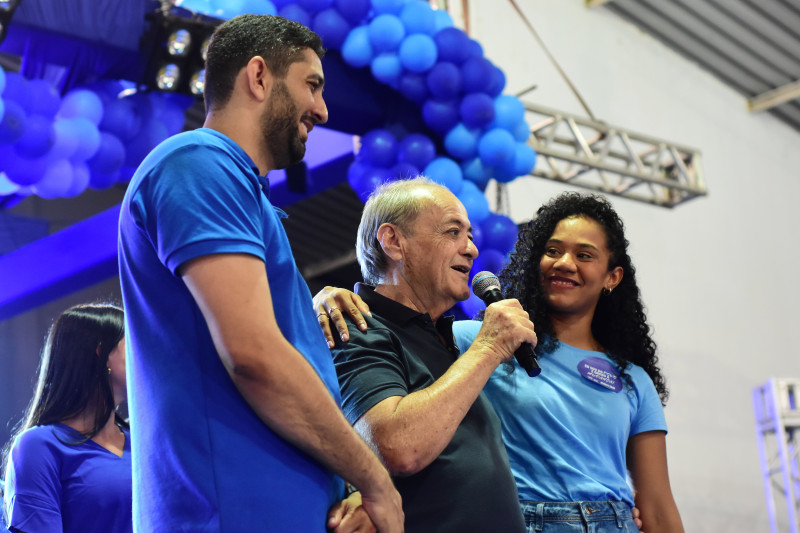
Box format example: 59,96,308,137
499,191,668,404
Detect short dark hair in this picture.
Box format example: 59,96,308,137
204,14,325,111
1,303,126,493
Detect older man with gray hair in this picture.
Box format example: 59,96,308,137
319,178,537,532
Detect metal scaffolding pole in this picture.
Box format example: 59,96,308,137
522,102,706,208
753,378,800,533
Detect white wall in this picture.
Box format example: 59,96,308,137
468,1,800,531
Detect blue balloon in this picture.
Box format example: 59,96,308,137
368,14,405,52
0,100,26,145
360,128,398,168
125,118,169,167
389,161,419,181
245,0,277,14
297,0,333,11
0,65,5,95
48,118,81,161
459,290,486,319
422,98,459,134
432,8,454,31
213,0,276,17
470,247,507,280
348,160,388,202
398,72,429,103
461,56,493,94
426,62,461,100
279,4,311,26
2,72,32,114
335,0,370,24
34,158,74,199
456,180,490,224
178,0,213,14
460,92,495,129
494,143,536,183
400,1,436,35
444,123,479,160
492,95,525,130
424,156,463,195
312,8,351,50
465,39,484,59
371,53,402,87
70,118,102,162
271,0,293,6
480,213,518,255
88,132,126,176
59,89,104,125
487,65,506,97
160,100,187,136
471,220,484,250
2,149,47,186
341,26,374,68
512,142,536,176
15,114,55,159
65,161,91,197
28,79,61,119
434,27,470,64
398,133,436,169
511,119,531,142
461,157,491,190
478,128,515,167
399,34,437,73
371,0,404,15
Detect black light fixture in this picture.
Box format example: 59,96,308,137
139,6,220,98
0,0,22,45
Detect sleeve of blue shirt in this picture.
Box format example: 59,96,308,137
129,143,266,275
5,430,64,533
629,365,668,435
452,319,481,355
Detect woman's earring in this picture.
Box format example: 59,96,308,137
601,287,612,296
107,367,112,375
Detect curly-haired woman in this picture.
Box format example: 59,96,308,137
452,192,683,532
1,303,131,533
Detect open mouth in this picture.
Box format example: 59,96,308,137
451,265,470,274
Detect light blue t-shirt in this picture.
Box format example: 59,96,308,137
119,129,344,531
4,424,132,533
453,320,666,506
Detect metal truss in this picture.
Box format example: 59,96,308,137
753,379,800,533
522,101,706,208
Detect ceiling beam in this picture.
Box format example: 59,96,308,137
748,79,800,113
585,0,614,7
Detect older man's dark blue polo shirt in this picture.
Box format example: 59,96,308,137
332,284,526,533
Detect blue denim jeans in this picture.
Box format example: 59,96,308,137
520,501,639,532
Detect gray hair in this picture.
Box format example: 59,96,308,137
356,177,451,285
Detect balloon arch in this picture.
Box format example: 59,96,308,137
0,0,534,316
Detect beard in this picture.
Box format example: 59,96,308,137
261,80,306,170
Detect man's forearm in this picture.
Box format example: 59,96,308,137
360,345,500,475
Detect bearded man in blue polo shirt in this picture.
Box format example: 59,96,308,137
118,14,402,533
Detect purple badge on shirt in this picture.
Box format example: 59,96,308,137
577,357,622,392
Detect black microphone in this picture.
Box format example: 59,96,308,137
471,271,541,377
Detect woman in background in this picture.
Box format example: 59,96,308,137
1,303,131,533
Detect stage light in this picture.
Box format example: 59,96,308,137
189,69,205,96
0,0,21,13
139,7,220,97
156,63,181,91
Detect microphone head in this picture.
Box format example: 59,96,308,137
471,271,501,298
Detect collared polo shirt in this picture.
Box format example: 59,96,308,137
332,284,525,533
